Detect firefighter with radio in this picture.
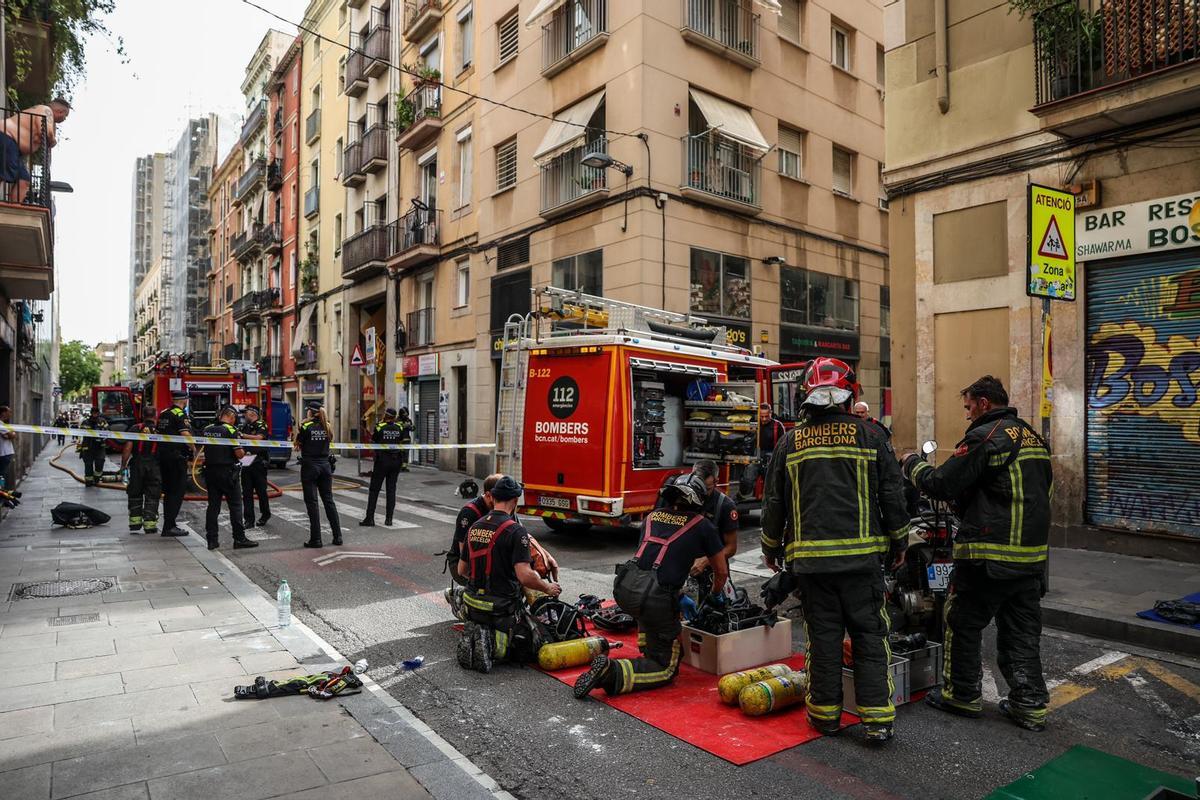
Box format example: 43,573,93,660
360,408,405,527
902,375,1052,732
760,357,910,744
78,407,109,487
157,390,193,537
121,405,161,533
456,476,561,674
239,405,271,528
574,473,728,699
198,405,259,551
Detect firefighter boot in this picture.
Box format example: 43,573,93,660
999,699,1047,732
573,655,614,699
472,624,493,674
457,623,476,670
925,688,983,719
863,723,894,744
129,516,143,534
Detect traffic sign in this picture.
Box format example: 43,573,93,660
350,343,366,367
1028,184,1076,301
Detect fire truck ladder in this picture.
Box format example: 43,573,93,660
495,314,531,482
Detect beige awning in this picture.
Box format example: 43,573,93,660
525,0,566,27
533,90,605,163
755,0,783,14
689,88,769,153
291,303,316,357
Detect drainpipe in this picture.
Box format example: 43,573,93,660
935,0,949,114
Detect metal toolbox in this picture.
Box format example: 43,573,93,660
842,654,910,714
901,642,943,694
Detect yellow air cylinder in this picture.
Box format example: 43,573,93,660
717,663,793,705
537,637,610,671
738,671,810,717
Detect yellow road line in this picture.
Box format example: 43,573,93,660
1049,682,1095,710
1135,658,1200,705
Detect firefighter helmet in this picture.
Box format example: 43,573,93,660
801,357,858,409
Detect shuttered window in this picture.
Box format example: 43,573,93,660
778,126,803,179
497,236,530,270
496,138,518,191
832,146,854,195
498,12,519,64
779,0,801,43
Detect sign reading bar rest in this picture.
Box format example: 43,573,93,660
1027,184,1076,301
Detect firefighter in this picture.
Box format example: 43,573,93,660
78,407,109,487
760,357,910,744
157,390,193,537
737,404,787,500
120,405,161,534
239,405,271,528
294,401,341,548
396,407,414,471
198,405,259,551
574,472,728,698
456,476,561,674
902,375,1052,732
360,408,405,527
448,473,503,583
659,460,738,584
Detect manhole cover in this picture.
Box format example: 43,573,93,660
9,578,116,601
49,612,102,626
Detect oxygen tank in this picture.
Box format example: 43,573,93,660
738,671,810,717
717,663,793,705
536,637,612,671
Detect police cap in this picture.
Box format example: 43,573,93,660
218,404,238,419
383,407,397,419
490,476,523,501
243,404,261,416
170,390,188,400
305,400,324,413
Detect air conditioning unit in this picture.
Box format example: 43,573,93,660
877,197,890,211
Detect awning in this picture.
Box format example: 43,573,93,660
533,90,605,163
755,0,783,14
689,88,769,153
291,303,316,357
525,0,565,27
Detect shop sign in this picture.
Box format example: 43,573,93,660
780,325,860,360
302,379,325,394
1076,191,1200,262
401,354,440,377
713,319,751,349
491,333,520,360
365,327,376,362
1028,184,1076,301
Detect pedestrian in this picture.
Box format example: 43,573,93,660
574,472,728,699
294,401,341,549
120,405,161,534
198,405,259,551
738,404,786,500
395,407,414,471
902,375,1052,732
854,400,893,440
760,357,910,744
360,408,406,527
157,391,192,537
53,411,67,445
239,405,271,528
78,407,109,487
0,406,15,489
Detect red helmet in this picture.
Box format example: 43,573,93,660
802,357,858,408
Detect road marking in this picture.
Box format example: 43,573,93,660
1072,650,1129,676
1047,654,1137,710
1049,682,1095,710
313,551,393,566
1124,673,1200,755
1135,658,1200,705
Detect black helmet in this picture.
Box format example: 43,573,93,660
491,476,523,501
660,472,706,510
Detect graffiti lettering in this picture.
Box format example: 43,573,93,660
1163,268,1200,318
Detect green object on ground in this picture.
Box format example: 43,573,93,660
986,745,1195,800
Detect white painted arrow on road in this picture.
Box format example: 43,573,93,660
313,551,394,566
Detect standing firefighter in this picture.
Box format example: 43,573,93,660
295,402,342,548
396,407,414,471
760,358,910,744
360,408,405,527
78,407,109,487
239,405,271,528
121,406,161,534
574,473,728,699
157,390,192,536
199,405,259,551
902,375,1052,732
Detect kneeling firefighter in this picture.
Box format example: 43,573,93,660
574,473,728,699
456,476,562,673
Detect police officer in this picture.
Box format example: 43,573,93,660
574,473,728,698
157,390,192,537
294,401,341,548
120,405,161,534
199,405,259,551
396,407,414,471
902,375,1052,732
360,408,405,527
78,407,109,487
456,476,561,674
239,405,271,528
760,357,910,744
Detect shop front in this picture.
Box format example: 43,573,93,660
401,352,441,466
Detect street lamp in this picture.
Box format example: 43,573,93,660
580,151,633,176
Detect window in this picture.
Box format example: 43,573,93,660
310,157,320,190
877,44,885,86
778,126,803,180
456,127,473,208
831,23,851,71
497,236,530,269
311,86,321,110
290,251,298,289
334,213,343,255
689,249,750,319
418,149,438,208
880,286,891,339
455,258,470,307
496,138,517,191
338,0,347,27
498,12,519,64
779,0,801,43
333,303,343,355
832,146,854,196
458,4,474,71
420,34,441,73
335,136,344,176
338,57,346,94
552,250,603,295
780,266,859,331
490,269,531,330
312,35,321,60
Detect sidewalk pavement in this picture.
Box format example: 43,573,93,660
0,447,509,800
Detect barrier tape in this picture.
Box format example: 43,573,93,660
0,423,496,452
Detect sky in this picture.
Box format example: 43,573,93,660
52,0,308,346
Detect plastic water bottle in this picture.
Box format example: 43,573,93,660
353,659,368,674
276,580,292,628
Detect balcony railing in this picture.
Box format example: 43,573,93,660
364,23,391,78
272,107,283,136
0,108,53,299
231,229,258,261
362,125,389,172
407,307,435,348
543,0,610,76
0,108,50,209
342,139,364,186
681,0,760,67
396,84,442,150
235,157,266,204
240,99,267,144
258,221,282,253
346,34,368,96
681,133,761,210
343,224,392,276
303,185,320,218
540,137,609,215
231,287,281,322
259,355,283,378
395,205,440,255
1033,0,1200,105
305,108,321,144
404,0,443,39
267,159,283,191
295,342,319,372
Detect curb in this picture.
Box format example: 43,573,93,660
1043,601,1200,658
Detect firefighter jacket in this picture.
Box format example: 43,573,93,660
127,422,158,462
908,407,1052,578
761,408,910,573
79,417,109,453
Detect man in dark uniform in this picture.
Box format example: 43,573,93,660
668,460,738,585
456,476,561,673
121,406,161,534
396,407,414,471
738,404,788,500
199,405,259,551
445,474,502,620
574,472,728,698
761,357,910,744
295,401,341,548
157,391,193,537
360,408,405,526
239,405,271,528
78,407,109,487
902,375,1052,732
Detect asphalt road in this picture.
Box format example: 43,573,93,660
180,465,1200,800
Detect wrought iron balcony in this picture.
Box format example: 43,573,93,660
0,107,54,300
240,99,267,144
231,287,281,324
407,307,435,348
388,206,441,271
267,159,283,191
364,23,391,79
404,0,443,40
234,157,266,205
681,0,760,68
258,222,282,254
396,84,442,150
295,342,319,372
231,228,260,261
259,355,283,378
342,223,392,278
362,125,388,173
542,0,610,77
272,107,283,135
305,108,321,144
680,133,761,212
342,139,365,186
540,137,609,216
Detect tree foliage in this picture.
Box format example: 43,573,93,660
59,340,101,400
4,0,124,107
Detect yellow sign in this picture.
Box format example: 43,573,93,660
1028,184,1076,301
1040,312,1053,419
394,372,405,384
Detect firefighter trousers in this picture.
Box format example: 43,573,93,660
607,563,682,695
126,459,161,531
159,455,188,530
943,564,1049,724
364,458,401,522
204,466,246,545
797,570,895,727
241,458,270,523
465,602,537,663
81,448,107,484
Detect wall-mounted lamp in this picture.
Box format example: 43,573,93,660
762,255,786,266
581,151,634,177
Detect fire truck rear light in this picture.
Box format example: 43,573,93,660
576,497,623,517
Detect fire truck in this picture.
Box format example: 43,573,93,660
496,288,808,531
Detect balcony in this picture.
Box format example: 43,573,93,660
364,23,391,79
407,307,435,348
240,99,268,144
267,159,283,191
342,223,391,279
542,0,610,77
303,185,320,218
258,221,282,254
0,108,54,300
272,107,283,137
295,342,319,373
404,0,443,41
680,133,762,213
540,137,610,217
259,355,283,378
388,206,441,272
396,84,442,150
1031,0,1200,137
680,0,760,68
342,140,365,187
231,288,281,325
305,108,321,144
223,343,244,361
361,125,388,173
346,37,368,97
200,299,214,322
231,229,260,262
233,157,266,205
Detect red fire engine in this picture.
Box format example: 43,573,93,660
496,288,809,531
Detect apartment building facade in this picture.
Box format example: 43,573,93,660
133,258,162,376
884,0,1200,549
128,153,167,376
206,143,244,365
